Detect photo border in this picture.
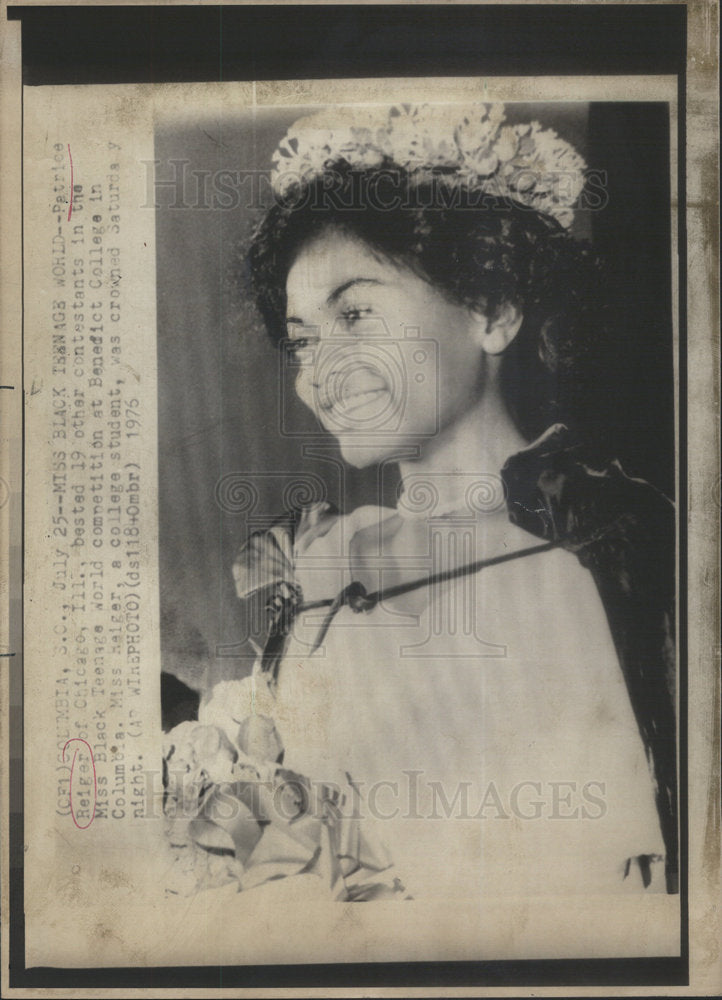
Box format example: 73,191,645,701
1,2,718,996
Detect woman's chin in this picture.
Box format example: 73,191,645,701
336,433,410,470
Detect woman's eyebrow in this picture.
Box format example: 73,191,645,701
326,277,383,305
286,277,384,326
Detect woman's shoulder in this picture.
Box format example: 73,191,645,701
293,503,397,599
232,501,396,600
302,503,396,547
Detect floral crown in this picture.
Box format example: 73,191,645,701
271,103,587,229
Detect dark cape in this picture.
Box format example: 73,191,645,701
234,424,679,893
501,425,678,894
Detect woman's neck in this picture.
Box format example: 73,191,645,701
398,380,528,492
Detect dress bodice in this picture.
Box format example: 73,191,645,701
270,504,666,899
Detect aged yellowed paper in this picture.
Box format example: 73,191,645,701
1,2,719,997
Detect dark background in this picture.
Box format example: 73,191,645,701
12,5,686,85
10,2,687,990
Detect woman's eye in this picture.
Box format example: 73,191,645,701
287,336,309,354
340,306,373,326
286,336,317,363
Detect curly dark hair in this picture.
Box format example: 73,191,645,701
249,161,610,443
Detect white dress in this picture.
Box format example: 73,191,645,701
271,504,666,899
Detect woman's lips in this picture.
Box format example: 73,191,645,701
318,372,388,411
319,386,392,428
336,387,388,415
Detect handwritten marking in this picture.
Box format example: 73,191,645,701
62,737,97,829
67,144,74,222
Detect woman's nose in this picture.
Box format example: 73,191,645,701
306,339,357,383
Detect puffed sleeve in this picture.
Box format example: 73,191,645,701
232,501,339,677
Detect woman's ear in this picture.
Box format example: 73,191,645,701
471,302,524,356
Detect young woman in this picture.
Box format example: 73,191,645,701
164,104,677,901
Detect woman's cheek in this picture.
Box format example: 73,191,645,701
294,367,317,414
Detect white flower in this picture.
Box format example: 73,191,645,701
493,125,520,164
454,103,505,171
385,105,426,170
506,123,585,206
387,104,460,170
199,670,283,763
200,672,275,730
270,103,586,228
163,721,238,815
272,106,390,189
163,839,245,897
466,149,500,177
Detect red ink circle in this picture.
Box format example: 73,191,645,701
62,737,97,830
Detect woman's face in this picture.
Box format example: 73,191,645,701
284,228,489,469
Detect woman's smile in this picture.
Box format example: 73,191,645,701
317,363,391,422
285,229,491,467
333,388,388,417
